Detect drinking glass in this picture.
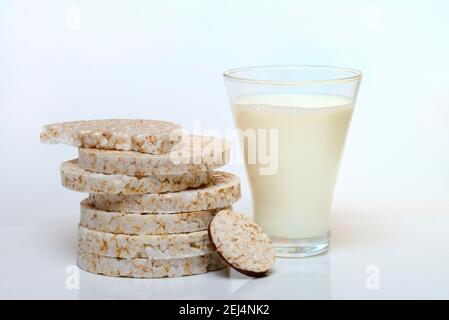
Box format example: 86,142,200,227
223,65,362,257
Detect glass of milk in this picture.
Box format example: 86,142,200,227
223,65,362,257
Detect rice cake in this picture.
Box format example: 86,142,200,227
78,226,214,259
78,135,230,176
77,251,225,278
80,199,231,235
88,171,240,213
40,119,182,154
61,159,210,194
208,210,275,277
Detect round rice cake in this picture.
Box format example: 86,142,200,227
80,199,231,235
78,135,231,176
88,171,240,213
61,159,211,194
77,251,225,278
40,119,182,154
208,210,275,277
77,226,214,259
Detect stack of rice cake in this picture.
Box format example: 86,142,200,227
41,119,241,278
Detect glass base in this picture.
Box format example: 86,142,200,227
270,232,330,258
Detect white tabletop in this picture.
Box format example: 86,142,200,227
2,199,448,300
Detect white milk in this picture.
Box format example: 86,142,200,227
232,94,353,239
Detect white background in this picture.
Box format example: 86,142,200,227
0,0,448,299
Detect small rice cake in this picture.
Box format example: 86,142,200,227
77,251,225,278
61,159,210,194
88,171,240,213
208,210,275,277
77,226,214,259
78,135,230,176
80,198,231,235
40,119,182,154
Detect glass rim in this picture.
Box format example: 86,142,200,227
223,65,362,86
